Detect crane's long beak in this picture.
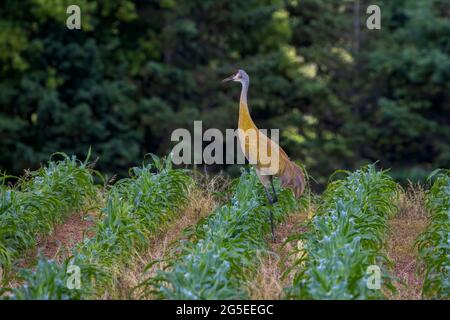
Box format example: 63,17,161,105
222,74,235,83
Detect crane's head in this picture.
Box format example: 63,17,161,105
222,69,249,85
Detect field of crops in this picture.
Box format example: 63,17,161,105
0,154,448,300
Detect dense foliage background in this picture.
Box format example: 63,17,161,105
0,0,448,186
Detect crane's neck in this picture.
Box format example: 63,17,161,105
239,81,254,129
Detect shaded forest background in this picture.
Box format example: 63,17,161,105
0,0,449,187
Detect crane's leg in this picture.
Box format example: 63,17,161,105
263,184,274,204
256,169,276,241
263,185,276,242
264,187,275,242
269,208,275,242
269,176,278,203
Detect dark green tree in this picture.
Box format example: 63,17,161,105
0,0,448,186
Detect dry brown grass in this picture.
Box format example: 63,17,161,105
4,190,103,276
2,210,99,290
108,175,224,299
16,212,98,269
387,182,428,300
36,212,97,262
397,182,427,219
247,210,309,300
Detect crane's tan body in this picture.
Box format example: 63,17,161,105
238,93,305,198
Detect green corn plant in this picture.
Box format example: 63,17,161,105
137,168,298,300
71,154,192,295
416,169,450,299
285,164,398,299
0,153,97,273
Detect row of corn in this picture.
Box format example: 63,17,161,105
1,155,191,299
137,168,298,299
416,170,449,299
0,153,97,274
286,165,398,299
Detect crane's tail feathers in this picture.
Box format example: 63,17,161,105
280,161,305,199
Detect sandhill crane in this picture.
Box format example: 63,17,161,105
223,69,305,239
